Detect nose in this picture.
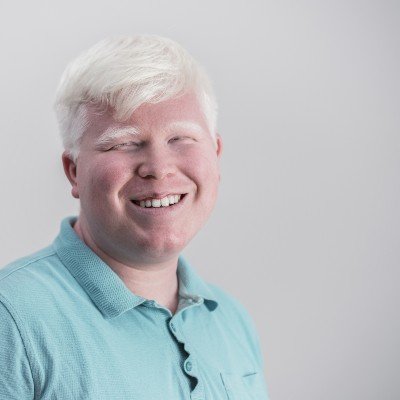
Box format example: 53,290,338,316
136,145,177,180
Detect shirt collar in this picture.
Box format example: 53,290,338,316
52,216,218,319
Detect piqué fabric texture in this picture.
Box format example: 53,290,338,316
0,216,269,400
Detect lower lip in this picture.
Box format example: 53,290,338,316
128,194,188,216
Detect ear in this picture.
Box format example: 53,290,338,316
215,133,223,181
62,151,79,199
215,133,223,160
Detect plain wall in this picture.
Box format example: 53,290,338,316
0,1,399,399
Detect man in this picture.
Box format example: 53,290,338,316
0,35,269,399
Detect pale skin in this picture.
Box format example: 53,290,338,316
63,92,223,314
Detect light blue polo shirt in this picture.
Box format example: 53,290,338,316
0,216,269,399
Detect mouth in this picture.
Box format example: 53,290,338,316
130,193,188,209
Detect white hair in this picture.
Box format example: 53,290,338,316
54,35,218,162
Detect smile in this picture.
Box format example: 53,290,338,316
131,194,187,209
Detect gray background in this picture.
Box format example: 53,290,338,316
1,1,399,399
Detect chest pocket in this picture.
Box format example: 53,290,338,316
220,371,268,400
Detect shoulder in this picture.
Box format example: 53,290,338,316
0,245,65,315
205,282,264,367
206,282,252,318
0,245,57,289
0,245,57,278
206,281,256,322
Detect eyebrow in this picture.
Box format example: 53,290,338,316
166,120,208,135
93,120,208,148
94,126,141,147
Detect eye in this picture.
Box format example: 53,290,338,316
110,141,141,150
168,136,194,144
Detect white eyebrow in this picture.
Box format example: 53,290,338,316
95,126,141,146
166,120,208,135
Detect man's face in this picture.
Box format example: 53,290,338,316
63,92,222,266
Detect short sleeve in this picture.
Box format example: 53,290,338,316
0,298,34,400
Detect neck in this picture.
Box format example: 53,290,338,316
73,219,180,314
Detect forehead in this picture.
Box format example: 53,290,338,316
84,92,210,142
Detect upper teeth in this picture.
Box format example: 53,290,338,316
138,194,182,208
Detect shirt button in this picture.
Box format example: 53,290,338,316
170,322,176,332
185,361,193,372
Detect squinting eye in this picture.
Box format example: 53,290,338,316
110,141,140,150
169,136,193,143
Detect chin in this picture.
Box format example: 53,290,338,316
134,233,190,260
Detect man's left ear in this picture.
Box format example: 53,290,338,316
216,133,223,160
215,133,223,181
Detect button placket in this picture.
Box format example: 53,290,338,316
170,315,205,400
184,360,193,373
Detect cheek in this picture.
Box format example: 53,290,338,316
183,149,220,201
191,152,219,184
79,160,130,197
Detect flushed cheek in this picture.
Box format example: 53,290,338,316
190,157,220,196
81,164,129,201
187,169,220,222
